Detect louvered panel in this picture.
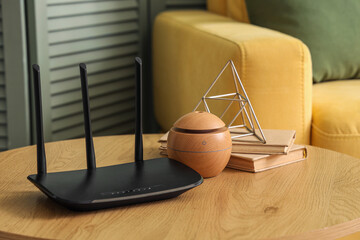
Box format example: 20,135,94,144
52,99,135,132
0,112,6,124
0,138,7,150
47,0,140,141
52,110,135,140
0,86,5,98
51,78,135,107
0,99,5,111
49,22,138,44
0,71,6,112
48,1,137,18
0,74,4,85
51,67,133,95
48,0,97,4
0,124,6,137
49,33,138,57
94,121,134,136
0,4,7,150
48,10,138,31
52,89,134,120
50,43,138,69
50,55,134,82
166,0,206,9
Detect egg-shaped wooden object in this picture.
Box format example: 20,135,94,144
167,111,232,178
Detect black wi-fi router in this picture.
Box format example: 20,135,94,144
27,58,203,211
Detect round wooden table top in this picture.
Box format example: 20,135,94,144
0,134,360,240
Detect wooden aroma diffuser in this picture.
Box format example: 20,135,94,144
167,111,232,178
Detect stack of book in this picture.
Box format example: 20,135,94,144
159,129,307,172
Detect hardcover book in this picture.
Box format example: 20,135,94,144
231,129,296,154
227,145,307,172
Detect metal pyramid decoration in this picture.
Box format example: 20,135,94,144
193,60,267,143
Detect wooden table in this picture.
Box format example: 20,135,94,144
0,134,360,240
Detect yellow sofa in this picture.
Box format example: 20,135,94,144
153,0,360,158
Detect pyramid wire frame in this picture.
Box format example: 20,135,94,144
193,60,267,144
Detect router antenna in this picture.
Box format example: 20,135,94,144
79,63,96,170
135,57,143,163
32,64,47,175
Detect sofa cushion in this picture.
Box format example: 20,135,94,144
312,80,360,158
245,0,360,83
153,11,312,144
207,0,249,23
207,0,227,16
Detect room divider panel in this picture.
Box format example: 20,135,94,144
1,0,30,150
0,0,206,150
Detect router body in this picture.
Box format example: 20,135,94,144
28,158,202,211
28,58,203,211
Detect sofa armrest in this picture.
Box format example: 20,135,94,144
153,10,312,144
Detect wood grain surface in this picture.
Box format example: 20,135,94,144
0,134,359,239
